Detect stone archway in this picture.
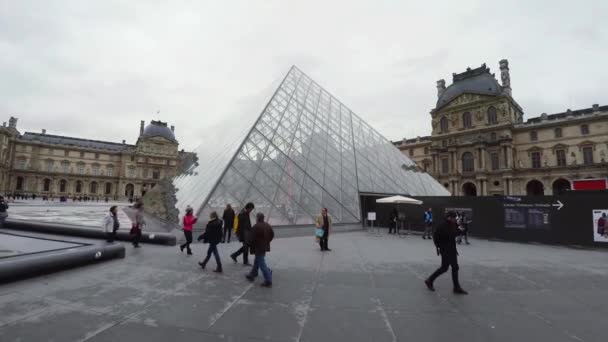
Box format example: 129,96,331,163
462,182,477,196
125,183,134,198
552,178,571,195
526,180,545,196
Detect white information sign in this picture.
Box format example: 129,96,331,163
367,212,376,221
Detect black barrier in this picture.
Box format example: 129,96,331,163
4,219,177,246
363,191,608,248
0,242,125,283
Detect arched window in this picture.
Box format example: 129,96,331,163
90,181,98,194
487,106,498,124
462,112,472,128
75,181,83,193
440,117,449,133
59,179,67,193
43,178,51,192
462,152,474,172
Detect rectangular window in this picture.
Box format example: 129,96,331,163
78,164,85,175
581,125,590,135
152,169,161,180
92,165,100,176
556,149,567,166
409,149,414,157
530,131,538,141
491,153,499,170
62,162,69,173
46,161,53,172
554,128,562,138
64,150,69,157
583,146,594,165
143,168,149,178
95,153,100,160
130,156,135,162
441,158,449,174
80,151,85,158
531,151,541,169
107,167,113,177
17,158,26,169
128,167,136,178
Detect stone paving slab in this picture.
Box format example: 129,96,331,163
0,231,607,341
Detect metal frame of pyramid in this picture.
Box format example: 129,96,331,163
174,66,449,226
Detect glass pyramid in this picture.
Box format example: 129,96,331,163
174,66,449,226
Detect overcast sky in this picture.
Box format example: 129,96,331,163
1,0,607,151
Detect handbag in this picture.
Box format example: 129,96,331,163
315,228,324,238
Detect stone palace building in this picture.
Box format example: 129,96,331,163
0,118,192,200
395,59,608,196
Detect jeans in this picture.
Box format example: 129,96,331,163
319,229,329,250
249,255,272,283
427,252,462,290
131,227,142,247
231,242,249,264
223,225,232,242
0,214,7,228
106,231,116,243
202,243,222,270
423,223,433,238
181,230,193,253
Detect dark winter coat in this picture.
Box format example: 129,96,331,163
236,210,252,243
433,220,461,255
249,222,274,256
222,208,235,229
204,218,223,245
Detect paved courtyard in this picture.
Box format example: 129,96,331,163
7,200,132,227
0,231,606,341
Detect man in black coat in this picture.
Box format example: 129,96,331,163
222,204,235,243
424,211,468,295
230,202,255,265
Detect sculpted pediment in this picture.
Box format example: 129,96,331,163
439,93,496,111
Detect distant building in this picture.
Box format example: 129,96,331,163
395,60,608,196
0,118,192,199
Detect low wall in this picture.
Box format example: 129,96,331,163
4,219,177,246
0,242,125,283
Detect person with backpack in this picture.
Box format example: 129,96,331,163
230,202,255,265
102,206,120,242
425,211,468,295
0,196,9,228
423,208,433,239
198,211,223,273
180,206,197,255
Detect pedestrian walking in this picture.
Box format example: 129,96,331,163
102,205,120,242
180,206,197,255
388,208,398,234
424,211,468,295
315,208,332,251
130,200,145,248
198,211,223,273
245,212,275,287
456,212,471,245
230,202,255,265
423,208,433,239
0,196,9,228
222,204,235,243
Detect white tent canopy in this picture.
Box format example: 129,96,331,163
376,195,423,205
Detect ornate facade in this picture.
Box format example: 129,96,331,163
0,118,191,200
396,60,608,196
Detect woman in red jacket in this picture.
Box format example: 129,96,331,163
180,206,197,255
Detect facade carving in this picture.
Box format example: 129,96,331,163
395,60,608,196
0,119,194,200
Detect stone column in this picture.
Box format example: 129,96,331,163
507,146,514,169
481,148,487,171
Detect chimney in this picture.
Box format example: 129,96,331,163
122,140,126,144
499,59,511,96
436,79,446,98
42,129,46,134
8,117,17,129
592,104,600,112
2,122,5,127
171,125,175,133
140,120,145,135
